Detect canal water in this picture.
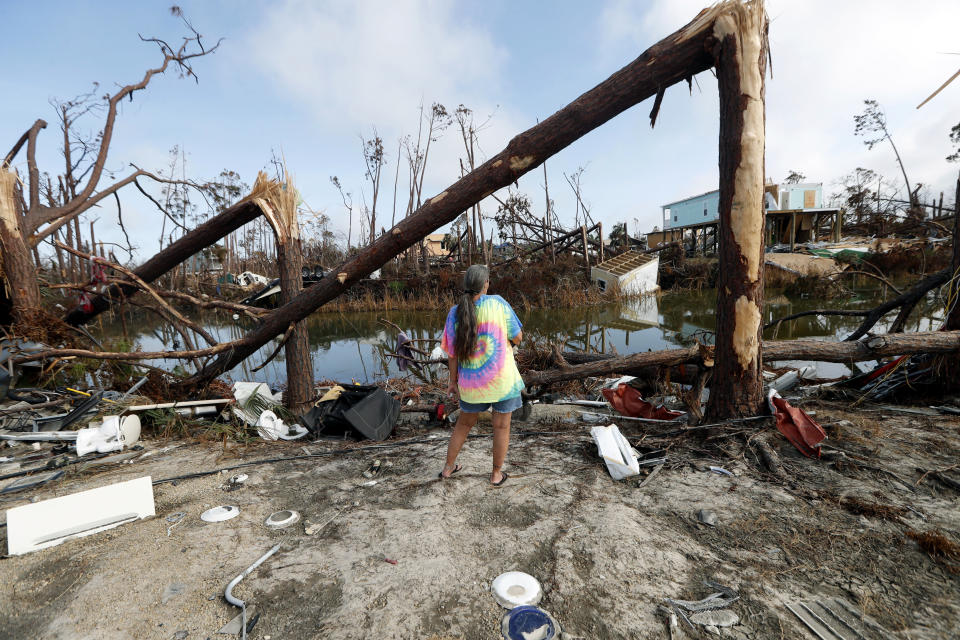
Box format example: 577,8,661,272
100,279,945,388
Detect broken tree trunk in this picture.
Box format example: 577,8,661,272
63,200,263,325
522,330,960,387
706,1,768,419
253,174,314,415
183,5,724,387
0,169,40,324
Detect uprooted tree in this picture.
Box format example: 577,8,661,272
0,14,220,325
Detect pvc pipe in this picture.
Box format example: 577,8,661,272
224,543,282,640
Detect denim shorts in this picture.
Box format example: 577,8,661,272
460,394,523,414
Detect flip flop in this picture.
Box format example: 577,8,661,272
491,472,509,487
438,464,462,479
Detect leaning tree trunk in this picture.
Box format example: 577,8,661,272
0,169,40,325
706,2,768,420
183,2,730,387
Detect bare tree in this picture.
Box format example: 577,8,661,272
564,166,594,228
402,103,451,271
0,10,220,324
361,130,385,246
330,175,353,250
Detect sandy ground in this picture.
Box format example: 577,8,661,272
0,401,958,640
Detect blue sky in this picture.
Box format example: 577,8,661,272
3,0,959,262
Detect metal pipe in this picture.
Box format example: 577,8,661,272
224,543,282,640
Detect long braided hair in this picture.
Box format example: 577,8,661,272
454,265,489,362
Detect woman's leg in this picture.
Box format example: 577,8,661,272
442,412,480,476
490,410,512,484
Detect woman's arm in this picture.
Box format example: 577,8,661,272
510,331,523,346
446,356,458,397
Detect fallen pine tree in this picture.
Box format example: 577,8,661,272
521,330,960,387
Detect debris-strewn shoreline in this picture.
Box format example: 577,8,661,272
1,399,958,639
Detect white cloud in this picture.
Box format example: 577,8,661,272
247,0,508,132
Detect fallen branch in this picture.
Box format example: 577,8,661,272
57,242,218,348
764,309,870,331
845,268,951,341
50,278,267,319
835,270,903,295
522,330,960,387
63,199,264,325
250,323,295,373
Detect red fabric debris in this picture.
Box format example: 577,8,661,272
769,394,826,458
91,261,107,284
78,292,93,313
601,384,685,421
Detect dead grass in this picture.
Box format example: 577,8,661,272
820,492,908,522
907,529,960,574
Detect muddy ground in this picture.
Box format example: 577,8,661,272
0,400,958,639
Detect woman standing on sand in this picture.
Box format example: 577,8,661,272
438,265,523,486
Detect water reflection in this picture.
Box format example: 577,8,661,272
97,279,944,387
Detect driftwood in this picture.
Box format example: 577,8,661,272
521,330,960,387
180,4,726,387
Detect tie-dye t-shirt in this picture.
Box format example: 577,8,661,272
441,294,524,404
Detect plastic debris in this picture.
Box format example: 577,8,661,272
201,505,240,523
255,410,308,441
590,425,640,480
363,460,382,478
75,415,141,456
664,580,739,630
696,509,718,526
767,389,827,458
492,571,543,609
601,383,685,421
6,475,155,555
689,609,739,627
264,510,300,529
218,606,255,635
708,466,733,477
232,382,283,426
225,543,282,640
166,512,187,536
768,366,815,394
500,605,560,640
